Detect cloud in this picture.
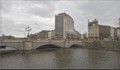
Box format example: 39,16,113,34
0,0,2,36
1,0,57,37
1,0,120,37
54,0,120,33
77,0,120,25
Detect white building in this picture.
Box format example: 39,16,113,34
48,31,52,40
117,18,120,40
110,27,117,40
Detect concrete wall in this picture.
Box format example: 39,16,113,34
0,42,24,50
100,41,120,48
67,41,83,47
84,41,120,48
0,40,83,50
1,39,119,50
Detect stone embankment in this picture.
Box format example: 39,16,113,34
84,41,120,51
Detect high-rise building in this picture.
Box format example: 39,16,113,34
55,13,81,40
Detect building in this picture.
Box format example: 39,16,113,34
0,35,15,40
81,33,88,40
117,27,120,40
88,19,110,40
29,30,51,40
55,12,81,40
110,27,117,40
51,30,55,39
48,31,52,40
99,25,110,40
88,19,99,40
117,18,120,40
109,18,120,41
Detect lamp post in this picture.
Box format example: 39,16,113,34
25,26,31,37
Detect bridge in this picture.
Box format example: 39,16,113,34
0,38,84,50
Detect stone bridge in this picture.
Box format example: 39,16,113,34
0,39,84,50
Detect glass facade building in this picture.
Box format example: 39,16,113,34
55,13,81,40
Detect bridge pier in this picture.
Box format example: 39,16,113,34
23,39,32,50
64,39,68,48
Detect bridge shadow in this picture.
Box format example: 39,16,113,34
70,44,82,48
36,44,61,49
0,45,18,51
0,45,6,49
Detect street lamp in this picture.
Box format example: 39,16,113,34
25,26,31,37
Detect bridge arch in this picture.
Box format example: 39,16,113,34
36,44,61,49
32,41,64,49
0,42,24,50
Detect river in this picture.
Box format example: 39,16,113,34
0,48,120,69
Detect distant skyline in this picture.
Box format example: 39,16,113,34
1,0,120,37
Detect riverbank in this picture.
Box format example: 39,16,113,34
83,41,120,52
81,47,120,52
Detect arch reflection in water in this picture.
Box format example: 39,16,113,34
36,44,61,49
0,46,17,51
70,44,82,48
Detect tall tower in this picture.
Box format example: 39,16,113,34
55,13,79,39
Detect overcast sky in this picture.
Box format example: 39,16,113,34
1,0,120,37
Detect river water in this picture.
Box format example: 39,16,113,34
0,48,120,69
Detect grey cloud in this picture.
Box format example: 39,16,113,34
2,0,13,13
0,0,1,36
25,20,54,34
1,0,120,37
1,0,57,36
2,0,59,17
77,1,120,25
26,1,58,18
0,0,2,11
27,4,55,18
2,17,23,35
54,0,120,34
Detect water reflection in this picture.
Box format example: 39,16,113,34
87,49,120,69
0,48,120,69
54,48,72,69
0,47,17,52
